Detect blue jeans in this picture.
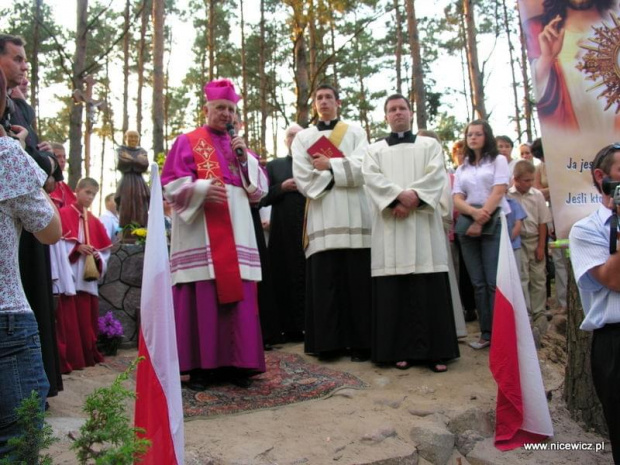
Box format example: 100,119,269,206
0,312,49,457
458,222,501,341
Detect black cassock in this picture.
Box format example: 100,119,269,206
12,97,63,396
261,155,307,340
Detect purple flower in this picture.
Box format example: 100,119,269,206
98,311,124,338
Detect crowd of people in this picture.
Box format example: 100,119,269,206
1,30,617,462
0,34,115,457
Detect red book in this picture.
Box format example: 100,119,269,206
307,136,344,159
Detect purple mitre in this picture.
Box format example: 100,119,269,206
204,78,241,104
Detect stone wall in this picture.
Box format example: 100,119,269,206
98,243,144,346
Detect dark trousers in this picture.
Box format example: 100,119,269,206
591,323,620,464
304,248,371,354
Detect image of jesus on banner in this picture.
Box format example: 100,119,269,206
521,0,620,133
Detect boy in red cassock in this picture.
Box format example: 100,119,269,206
56,177,112,373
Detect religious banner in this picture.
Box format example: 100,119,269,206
518,0,620,238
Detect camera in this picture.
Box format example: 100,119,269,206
602,177,620,205
0,105,11,135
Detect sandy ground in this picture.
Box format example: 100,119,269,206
45,320,614,465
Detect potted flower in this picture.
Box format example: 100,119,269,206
131,227,147,245
98,311,124,356
121,221,148,245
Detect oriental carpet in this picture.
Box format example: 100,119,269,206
105,350,366,418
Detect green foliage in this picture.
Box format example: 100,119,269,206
434,111,466,153
0,391,57,465
182,0,241,115
71,357,150,464
0,0,65,70
155,152,167,171
39,96,73,143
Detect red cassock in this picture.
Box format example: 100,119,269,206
56,203,112,373
50,181,77,209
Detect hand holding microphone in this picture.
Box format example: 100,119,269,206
225,123,246,160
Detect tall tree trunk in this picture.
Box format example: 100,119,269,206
31,0,42,129
501,0,522,138
328,0,338,82
199,25,207,112
208,0,215,81
68,0,88,189
99,58,110,215
565,260,608,436
152,0,165,156
99,131,106,213
463,0,487,120
352,24,370,139
164,32,172,153
271,100,278,159
405,0,427,129
518,6,533,142
83,76,95,177
122,0,130,134
459,10,473,121
394,0,403,95
308,0,317,83
240,0,249,134
137,0,150,135
291,4,310,127
259,0,267,157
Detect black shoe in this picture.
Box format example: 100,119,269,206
318,349,341,361
186,370,210,391
350,349,370,362
230,376,252,388
186,379,208,391
263,343,274,351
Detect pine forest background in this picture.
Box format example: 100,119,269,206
0,0,540,213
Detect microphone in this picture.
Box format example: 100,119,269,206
225,123,245,157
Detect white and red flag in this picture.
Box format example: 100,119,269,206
134,163,184,464
490,214,553,450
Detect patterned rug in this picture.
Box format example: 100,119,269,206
105,350,367,418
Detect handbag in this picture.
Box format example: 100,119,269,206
455,205,500,236
82,210,101,282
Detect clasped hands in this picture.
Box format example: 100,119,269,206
205,183,228,204
465,207,492,237
392,190,420,219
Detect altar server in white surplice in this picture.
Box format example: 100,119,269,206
362,94,460,372
292,84,372,362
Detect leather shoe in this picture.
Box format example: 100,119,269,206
318,349,341,361
230,377,252,388
350,349,370,362
186,379,208,392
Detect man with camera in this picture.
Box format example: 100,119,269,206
569,143,620,464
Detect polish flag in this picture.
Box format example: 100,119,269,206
490,214,553,450
134,163,184,464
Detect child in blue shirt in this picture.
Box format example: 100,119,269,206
506,197,527,277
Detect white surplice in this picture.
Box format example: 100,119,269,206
362,135,449,277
